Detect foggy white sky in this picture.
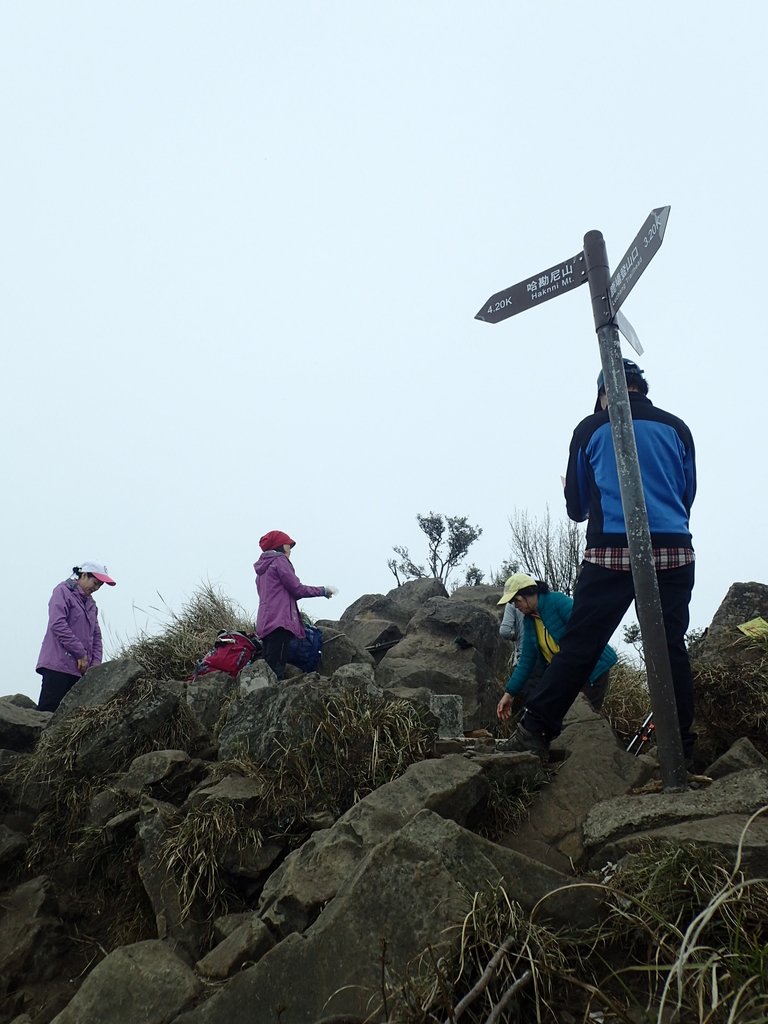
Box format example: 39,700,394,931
3,2,765,701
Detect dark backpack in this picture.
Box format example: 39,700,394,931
191,631,262,681
287,624,323,673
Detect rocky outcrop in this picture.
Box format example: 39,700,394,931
375,597,506,729
217,665,377,764
257,753,493,937
591,812,768,878
136,798,208,959
68,681,194,778
0,877,68,1001
314,625,376,676
690,581,768,660
171,810,602,1024
0,698,51,752
0,823,27,868
49,658,145,726
318,616,403,664
3,578,768,1024
706,736,768,779
49,940,200,1024
341,577,449,629
583,768,768,853
504,696,652,868
689,582,768,760
184,671,238,733
195,917,275,980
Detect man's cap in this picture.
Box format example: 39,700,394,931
497,573,537,605
78,561,116,586
259,530,296,552
596,358,645,394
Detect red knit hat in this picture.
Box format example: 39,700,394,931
259,530,296,551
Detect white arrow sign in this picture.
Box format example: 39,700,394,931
614,310,643,356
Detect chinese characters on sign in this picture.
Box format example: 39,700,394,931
475,207,669,327
526,260,578,300
608,206,670,316
475,252,586,323
609,247,639,302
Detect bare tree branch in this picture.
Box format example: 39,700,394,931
506,506,585,595
446,935,516,1023
483,968,532,1023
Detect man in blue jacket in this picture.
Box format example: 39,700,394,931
502,359,697,761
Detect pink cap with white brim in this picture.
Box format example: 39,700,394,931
79,561,117,586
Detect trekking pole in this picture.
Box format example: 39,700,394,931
626,711,655,756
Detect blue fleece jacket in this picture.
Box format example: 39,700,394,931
504,591,617,696
565,393,696,548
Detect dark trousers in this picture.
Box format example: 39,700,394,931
37,669,80,713
517,657,609,710
523,561,696,756
261,628,293,680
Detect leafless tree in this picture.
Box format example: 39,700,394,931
505,506,585,596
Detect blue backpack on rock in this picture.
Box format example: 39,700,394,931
287,625,323,673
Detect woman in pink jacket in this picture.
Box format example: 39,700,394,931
36,561,117,712
254,531,333,679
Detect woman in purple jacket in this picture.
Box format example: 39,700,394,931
254,531,334,679
36,561,117,712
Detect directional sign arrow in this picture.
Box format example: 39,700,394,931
475,251,587,323
608,206,670,316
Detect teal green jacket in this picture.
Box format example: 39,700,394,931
504,590,617,696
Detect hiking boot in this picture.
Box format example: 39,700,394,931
497,724,550,759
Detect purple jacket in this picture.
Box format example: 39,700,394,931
254,552,326,639
36,580,103,676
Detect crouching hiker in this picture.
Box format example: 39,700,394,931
254,530,334,679
496,574,617,753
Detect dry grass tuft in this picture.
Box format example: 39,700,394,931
273,688,436,814
476,769,549,843
12,679,199,796
160,802,263,920
602,655,650,744
116,582,254,680
693,633,768,757
597,829,768,1022
384,882,572,1023
69,822,156,949
381,819,768,1023
10,678,199,880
